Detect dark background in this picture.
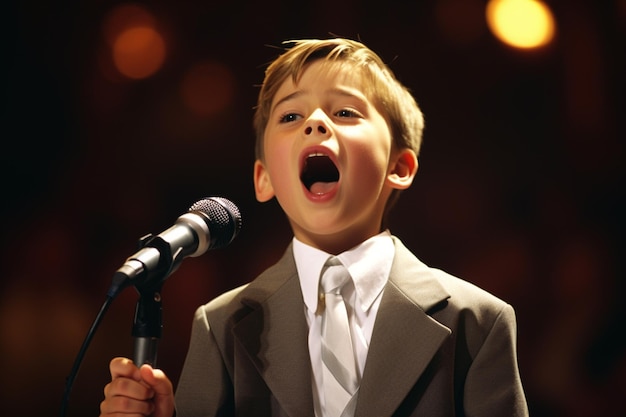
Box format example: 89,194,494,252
2,0,624,416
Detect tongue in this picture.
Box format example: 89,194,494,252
309,181,337,195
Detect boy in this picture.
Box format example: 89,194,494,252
100,38,528,417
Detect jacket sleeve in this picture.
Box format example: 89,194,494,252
175,304,235,417
463,303,529,417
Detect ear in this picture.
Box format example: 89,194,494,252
386,148,418,190
253,159,275,202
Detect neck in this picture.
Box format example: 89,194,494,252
292,226,384,255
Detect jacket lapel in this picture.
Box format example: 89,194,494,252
355,239,452,417
232,246,316,417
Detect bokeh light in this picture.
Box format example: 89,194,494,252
180,61,237,117
112,26,166,79
101,4,166,80
102,4,157,46
486,0,556,49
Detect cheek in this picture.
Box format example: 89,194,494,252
265,142,296,192
344,137,392,197
349,139,391,175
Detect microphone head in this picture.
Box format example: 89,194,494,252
189,197,242,249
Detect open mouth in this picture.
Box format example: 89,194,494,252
300,153,340,195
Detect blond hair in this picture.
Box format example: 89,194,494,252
253,38,424,161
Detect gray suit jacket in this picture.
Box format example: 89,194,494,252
175,237,528,416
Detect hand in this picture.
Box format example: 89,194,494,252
100,357,175,417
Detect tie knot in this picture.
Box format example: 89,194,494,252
320,257,350,294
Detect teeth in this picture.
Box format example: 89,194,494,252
308,152,326,158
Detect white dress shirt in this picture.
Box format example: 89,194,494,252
293,231,395,417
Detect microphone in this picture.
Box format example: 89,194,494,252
58,198,241,412
107,197,242,298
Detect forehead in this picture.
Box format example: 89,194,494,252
271,60,370,106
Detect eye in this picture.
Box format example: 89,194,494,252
335,109,360,118
279,112,302,123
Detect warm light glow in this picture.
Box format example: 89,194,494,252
180,61,236,117
102,4,156,46
486,0,556,49
112,26,166,79
101,4,166,80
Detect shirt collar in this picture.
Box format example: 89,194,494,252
293,230,395,314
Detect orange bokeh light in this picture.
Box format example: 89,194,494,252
102,4,157,46
101,4,166,80
112,26,166,79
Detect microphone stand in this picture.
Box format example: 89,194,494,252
132,282,163,367
129,232,177,367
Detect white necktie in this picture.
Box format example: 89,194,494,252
319,257,359,417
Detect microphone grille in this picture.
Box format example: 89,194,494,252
189,197,242,249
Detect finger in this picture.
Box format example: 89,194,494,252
109,357,141,381
139,365,173,394
139,365,175,417
99,394,154,416
105,376,155,399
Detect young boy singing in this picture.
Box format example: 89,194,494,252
100,38,529,417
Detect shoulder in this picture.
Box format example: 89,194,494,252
193,244,298,329
390,236,516,341
430,266,509,312
427,266,517,341
391,235,508,309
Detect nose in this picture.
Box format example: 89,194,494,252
304,125,327,135
303,110,331,137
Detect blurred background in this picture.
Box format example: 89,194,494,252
2,0,624,415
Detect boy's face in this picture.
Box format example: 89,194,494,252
254,60,417,253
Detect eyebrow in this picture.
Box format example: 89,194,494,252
272,90,306,111
271,87,368,113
